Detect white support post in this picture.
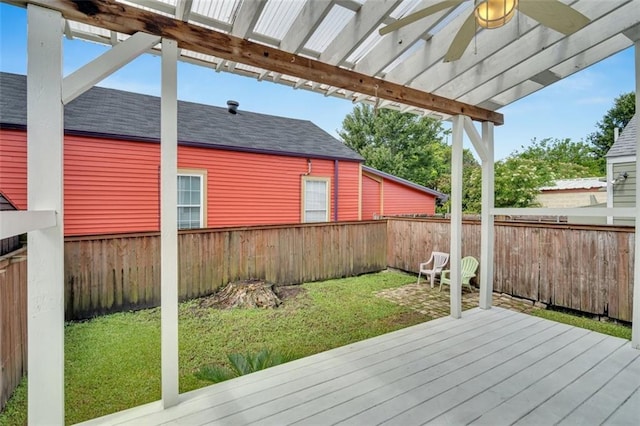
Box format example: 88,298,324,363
632,40,640,349
161,38,180,406
479,122,495,309
450,115,464,319
26,5,65,424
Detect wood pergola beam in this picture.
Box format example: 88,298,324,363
11,0,504,124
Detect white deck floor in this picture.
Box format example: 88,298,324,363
79,307,640,425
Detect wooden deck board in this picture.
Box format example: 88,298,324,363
76,308,640,426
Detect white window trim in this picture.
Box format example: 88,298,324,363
177,170,207,229
302,176,331,223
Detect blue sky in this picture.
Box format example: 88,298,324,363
0,3,635,160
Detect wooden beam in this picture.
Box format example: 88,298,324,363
62,32,160,104
13,0,503,124
0,210,57,239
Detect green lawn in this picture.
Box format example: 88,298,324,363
531,308,632,340
1,271,425,425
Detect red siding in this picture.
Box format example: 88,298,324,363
0,129,27,209
382,178,436,216
336,161,360,221
361,174,381,220
65,135,161,235
0,129,361,235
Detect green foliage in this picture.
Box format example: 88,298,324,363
339,104,455,191
463,138,602,212
516,137,601,177
588,92,635,171
0,377,26,426
195,349,295,383
532,309,631,340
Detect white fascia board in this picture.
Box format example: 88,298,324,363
491,207,637,218
607,155,636,164
62,32,161,105
0,210,57,239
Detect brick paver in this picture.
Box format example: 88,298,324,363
376,281,538,318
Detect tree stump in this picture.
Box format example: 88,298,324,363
200,279,281,309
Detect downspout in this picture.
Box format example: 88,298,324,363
334,160,339,221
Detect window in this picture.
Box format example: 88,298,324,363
302,177,330,223
177,172,205,229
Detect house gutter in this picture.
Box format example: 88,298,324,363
334,160,339,221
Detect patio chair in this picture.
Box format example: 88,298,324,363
417,252,450,288
439,256,479,292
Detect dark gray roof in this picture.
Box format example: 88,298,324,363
606,113,637,158
362,165,447,201
0,72,362,162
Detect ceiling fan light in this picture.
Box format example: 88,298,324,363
475,0,518,29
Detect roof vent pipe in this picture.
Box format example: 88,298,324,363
227,100,239,114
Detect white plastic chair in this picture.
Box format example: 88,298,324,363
417,252,450,288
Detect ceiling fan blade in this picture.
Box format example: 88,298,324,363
443,11,477,62
379,0,466,36
518,0,590,35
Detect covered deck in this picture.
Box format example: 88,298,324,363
81,307,639,425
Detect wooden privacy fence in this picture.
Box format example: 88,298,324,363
0,248,27,411
65,221,387,319
387,218,634,322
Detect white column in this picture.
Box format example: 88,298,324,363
26,5,65,424
633,40,640,349
161,38,179,405
479,122,495,309
450,115,464,319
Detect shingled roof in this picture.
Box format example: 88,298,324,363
0,72,362,162
606,114,638,158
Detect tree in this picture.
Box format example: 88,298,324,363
338,104,455,192
463,138,598,212
515,137,601,177
588,92,635,169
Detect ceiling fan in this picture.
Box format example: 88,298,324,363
379,0,590,62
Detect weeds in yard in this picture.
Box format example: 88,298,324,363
195,348,295,383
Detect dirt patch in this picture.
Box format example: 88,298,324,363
274,285,306,301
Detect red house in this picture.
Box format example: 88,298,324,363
0,73,444,236
361,166,445,220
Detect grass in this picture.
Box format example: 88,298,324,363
531,308,632,340
0,271,425,425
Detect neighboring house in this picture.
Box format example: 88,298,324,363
361,166,445,220
537,178,606,208
0,72,444,236
605,113,637,225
